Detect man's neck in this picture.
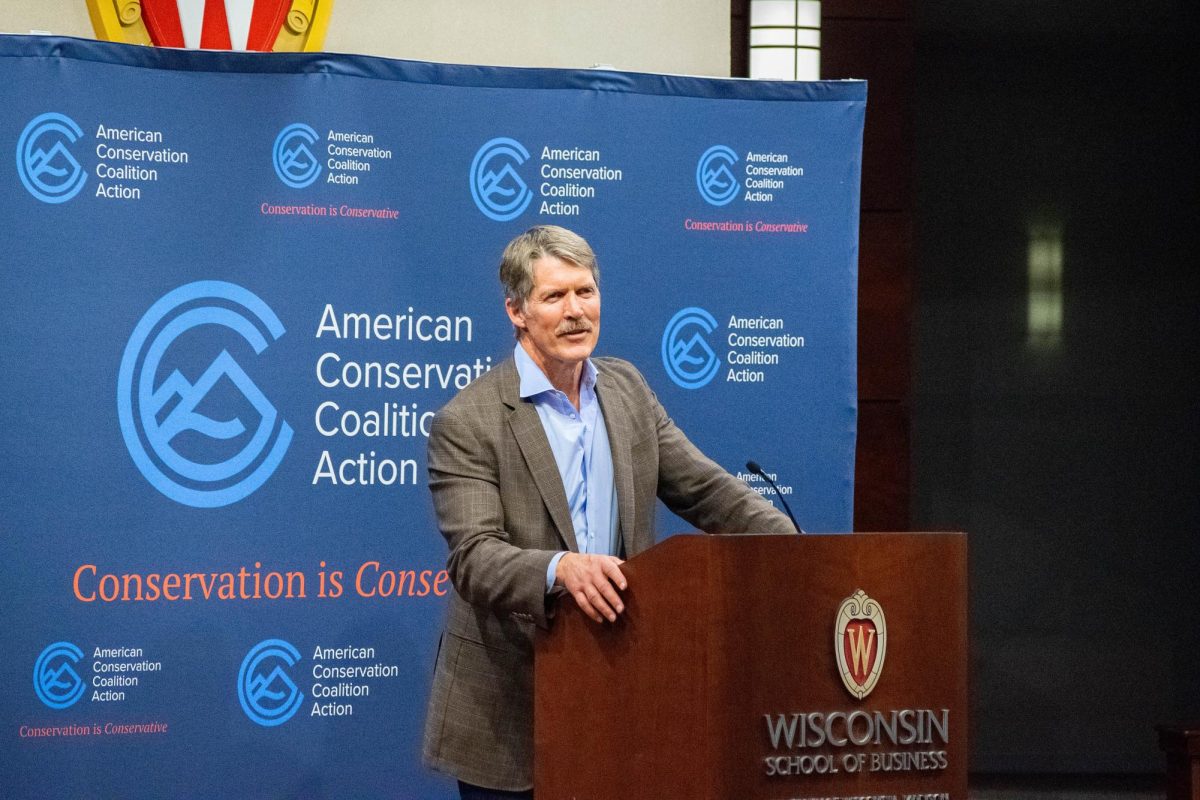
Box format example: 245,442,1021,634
518,339,585,409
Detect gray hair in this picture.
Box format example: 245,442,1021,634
499,225,599,310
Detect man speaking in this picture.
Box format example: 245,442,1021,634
422,226,793,798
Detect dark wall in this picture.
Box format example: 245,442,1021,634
734,0,1198,773
822,0,914,533
732,0,915,533
914,3,1200,773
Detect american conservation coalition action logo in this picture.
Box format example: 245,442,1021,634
696,144,739,207
661,307,720,389
117,281,293,508
835,589,887,700
34,642,85,709
273,122,321,188
16,112,87,203
238,639,304,726
470,136,533,221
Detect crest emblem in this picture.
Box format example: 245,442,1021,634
834,589,886,699
86,0,333,51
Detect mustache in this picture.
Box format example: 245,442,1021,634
556,322,594,336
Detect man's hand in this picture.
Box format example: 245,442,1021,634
554,553,627,623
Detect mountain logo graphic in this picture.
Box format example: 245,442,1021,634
272,123,321,188
117,281,293,508
16,113,87,203
33,641,85,709
661,307,721,389
238,639,304,726
470,137,533,221
696,145,740,207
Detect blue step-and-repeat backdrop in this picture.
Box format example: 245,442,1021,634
0,35,864,799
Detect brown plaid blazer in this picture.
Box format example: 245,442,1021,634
421,356,792,791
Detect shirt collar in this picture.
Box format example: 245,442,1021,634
514,343,597,401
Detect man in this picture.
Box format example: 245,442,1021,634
422,226,793,798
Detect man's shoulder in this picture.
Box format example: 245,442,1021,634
436,356,513,419
593,356,661,416
592,356,647,387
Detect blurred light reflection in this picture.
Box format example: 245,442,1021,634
1027,220,1063,347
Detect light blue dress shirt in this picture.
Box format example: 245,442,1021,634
513,345,619,591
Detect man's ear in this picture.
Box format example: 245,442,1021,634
505,297,526,332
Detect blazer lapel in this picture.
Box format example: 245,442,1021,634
500,360,578,552
595,368,636,559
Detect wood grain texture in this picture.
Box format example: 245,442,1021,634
535,533,967,799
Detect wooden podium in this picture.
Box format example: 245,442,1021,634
535,533,968,800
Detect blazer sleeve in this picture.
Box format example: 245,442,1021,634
634,372,796,535
427,405,559,629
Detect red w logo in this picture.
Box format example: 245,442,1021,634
842,620,877,686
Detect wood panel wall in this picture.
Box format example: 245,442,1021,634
733,0,913,531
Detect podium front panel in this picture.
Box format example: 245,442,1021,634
536,533,968,800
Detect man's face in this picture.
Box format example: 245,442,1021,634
506,255,600,375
